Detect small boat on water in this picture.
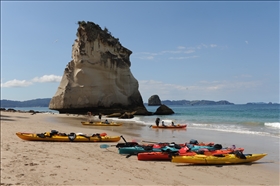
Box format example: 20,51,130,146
81,121,122,126
16,130,121,142
151,124,187,129
171,153,267,165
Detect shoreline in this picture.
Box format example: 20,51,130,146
1,111,279,185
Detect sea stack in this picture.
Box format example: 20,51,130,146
49,21,149,115
148,95,162,106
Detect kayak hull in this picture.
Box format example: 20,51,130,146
138,152,171,161
16,132,121,142
81,121,122,126
171,153,267,165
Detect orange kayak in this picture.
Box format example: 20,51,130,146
151,124,187,129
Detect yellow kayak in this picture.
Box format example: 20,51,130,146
171,153,267,165
81,121,122,126
16,132,121,142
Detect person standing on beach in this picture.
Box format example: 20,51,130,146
87,112,93,122
98,113,102,121
155,117,160,127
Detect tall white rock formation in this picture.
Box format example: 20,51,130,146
49,21,149,114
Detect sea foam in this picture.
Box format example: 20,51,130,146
265,122,280,129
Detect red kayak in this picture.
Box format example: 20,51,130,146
138,152,171,161
137,148,245,161
151,124,187,129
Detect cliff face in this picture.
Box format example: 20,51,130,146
49,21,148,114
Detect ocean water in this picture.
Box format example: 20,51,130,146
6,104,280,138
134,104,280,138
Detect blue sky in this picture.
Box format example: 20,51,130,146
1,1,279,104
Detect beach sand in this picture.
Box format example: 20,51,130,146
1,111,279,186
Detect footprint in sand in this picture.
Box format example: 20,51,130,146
29,162,38,166
16,174,24,178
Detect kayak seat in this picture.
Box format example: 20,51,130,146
37,133,46,138
68,133,76,142
143,145,153,151
58,133,67,136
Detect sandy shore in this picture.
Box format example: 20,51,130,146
1,111,279,186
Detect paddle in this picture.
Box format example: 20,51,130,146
100,142,139,148
100,144,108,149
131,138,159,144
99,144,117,152
100,144,115,149
120,135,127,143
142,140,159,144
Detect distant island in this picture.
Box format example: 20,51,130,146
1,98,233,107
0,98,51,108
160,100,234,106
246,102,275,105
0,98,278,108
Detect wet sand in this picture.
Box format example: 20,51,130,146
1,111,279,185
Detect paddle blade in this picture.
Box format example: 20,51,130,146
100,144,110,149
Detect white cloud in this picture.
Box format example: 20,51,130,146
196,44,208,49
139,80,189,101
196,80,261,90
138,56,154,60
32,75,62,83
234,74,252,78
184,49,195,54
162,50,182,54
133,43,217,61
168,56,198,60
177,46,186,50
1,74,62,88
138,79,262,102
1,79,33,87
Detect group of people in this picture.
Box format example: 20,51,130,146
155,117,175,127
87,112,176,127
87,112,109,124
